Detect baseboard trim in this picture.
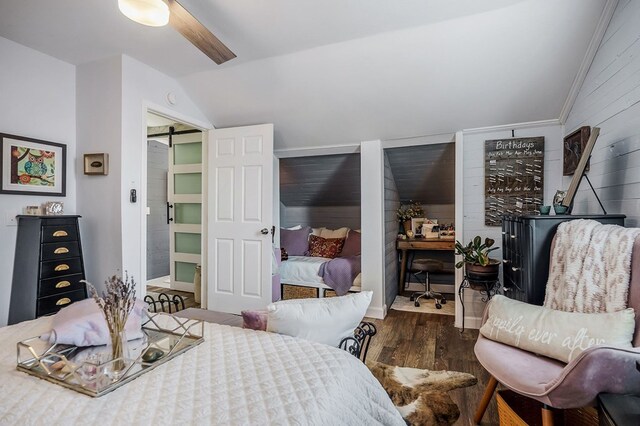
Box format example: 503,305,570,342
366,304,387,320
462,315,483,330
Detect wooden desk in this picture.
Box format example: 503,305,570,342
397,238,455,294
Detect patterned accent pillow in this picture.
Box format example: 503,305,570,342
307,235,345,258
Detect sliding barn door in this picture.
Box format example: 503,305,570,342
207,124,274,313
168,131,203,292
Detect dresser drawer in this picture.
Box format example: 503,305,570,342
40,258,83,278
37,289,87,317
41,225,78,243
39,274,86,298
41,241,80,261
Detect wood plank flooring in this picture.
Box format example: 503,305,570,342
366,309,499,426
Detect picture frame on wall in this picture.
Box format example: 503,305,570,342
563,126,591,176
0,133,66,196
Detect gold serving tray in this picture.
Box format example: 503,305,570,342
16,312,204,397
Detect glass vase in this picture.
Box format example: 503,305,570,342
104,330,128,380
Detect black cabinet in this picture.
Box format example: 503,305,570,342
9,215,88,325
501,214,626,305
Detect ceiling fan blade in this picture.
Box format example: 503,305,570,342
167,0,236,65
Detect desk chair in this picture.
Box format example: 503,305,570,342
407,257,446,309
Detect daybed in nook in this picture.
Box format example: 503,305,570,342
279,226,362,299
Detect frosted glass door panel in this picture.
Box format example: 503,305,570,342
175,232,201,254
174,203,201,224
174,142,203,165
175,261,197,283
174,173,202,194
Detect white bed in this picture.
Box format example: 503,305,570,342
0,316,403,425
279,255,362,292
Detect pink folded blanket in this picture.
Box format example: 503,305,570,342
41,298,147,346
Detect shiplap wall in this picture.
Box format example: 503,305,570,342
564,0,640,226
384,153,401,307
462,123,563,323
280,205,361,230
146,140,169,280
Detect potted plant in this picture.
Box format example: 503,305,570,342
455,236,500,288
397,201,424,234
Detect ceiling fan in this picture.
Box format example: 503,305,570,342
118,0,236,65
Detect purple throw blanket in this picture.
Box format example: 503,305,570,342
318,255,361,296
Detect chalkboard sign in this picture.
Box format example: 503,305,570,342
485,137,544,226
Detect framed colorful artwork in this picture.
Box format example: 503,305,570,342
0,133,66,196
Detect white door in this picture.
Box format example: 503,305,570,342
168,131,203,292
207,124,274,313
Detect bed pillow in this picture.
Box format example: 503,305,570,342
285,225,302,230
307,234,345,258
311,227,326,236
340,229,361,257
320,227,350,239
280,226,312,256
241,310,268,331
266,291,372,346
480,295,635,363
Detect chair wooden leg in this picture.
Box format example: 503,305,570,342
541,405,554,426
473,375,498,424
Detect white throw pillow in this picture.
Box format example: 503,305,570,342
285,225,302,230
320,227,350,239
266,291,372,347
480,295,635,363
311,227,326,236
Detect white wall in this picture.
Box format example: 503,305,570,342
76,56,123,292
0,37,77,326
460,122,563,328
76,55,210,296
564,0,640,226
360,140,386,319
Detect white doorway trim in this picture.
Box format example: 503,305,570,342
454,131,464,329
139,101,213,307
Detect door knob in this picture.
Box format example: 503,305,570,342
260,228,269,235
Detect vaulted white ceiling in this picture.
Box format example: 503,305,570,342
0,0,608,150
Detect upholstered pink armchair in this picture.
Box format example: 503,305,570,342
473,238,640,425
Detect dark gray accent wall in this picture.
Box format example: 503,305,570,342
384,153,400,308
564,0,640,227
385,143,455,205
146,140,169,279
280,205,361,230
280,153,361,206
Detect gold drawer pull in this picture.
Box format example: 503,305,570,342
53,230,68,237
56,298,71,306
54,247,69,254
55,281,71,289
54,264,70,272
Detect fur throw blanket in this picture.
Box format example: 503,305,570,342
544,219,640,313
367,361,476,425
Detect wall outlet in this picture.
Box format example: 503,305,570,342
5,211,18,226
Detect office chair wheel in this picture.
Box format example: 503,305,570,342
414,301,420,307
436,303,442,309
440,297,447,305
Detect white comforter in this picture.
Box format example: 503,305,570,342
0,317,403,425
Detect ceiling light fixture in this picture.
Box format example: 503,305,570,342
118,0,170,27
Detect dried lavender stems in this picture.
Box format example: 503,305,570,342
86,273,137,367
